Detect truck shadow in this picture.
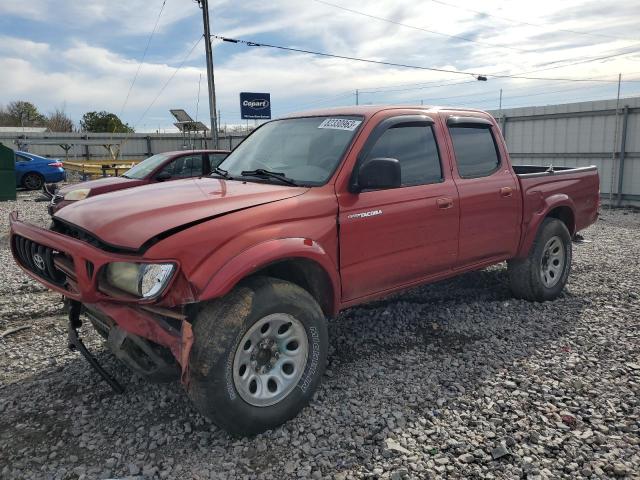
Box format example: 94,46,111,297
0,264,591,475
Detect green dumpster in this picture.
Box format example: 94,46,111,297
0,143,17,201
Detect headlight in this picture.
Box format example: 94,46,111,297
104,262,175,298
64,188,91,201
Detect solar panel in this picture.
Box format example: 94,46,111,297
170,109,195,123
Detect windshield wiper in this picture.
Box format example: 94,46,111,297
211,166,233,180
239,169,298,186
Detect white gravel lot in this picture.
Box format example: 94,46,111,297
0,190,639,479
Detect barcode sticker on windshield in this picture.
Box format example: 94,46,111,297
318,118,362,131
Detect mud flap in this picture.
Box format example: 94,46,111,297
67,300,124,394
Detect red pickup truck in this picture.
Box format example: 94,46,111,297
10,106,599,435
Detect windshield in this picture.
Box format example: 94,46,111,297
123,153,171,179
218,116,363,185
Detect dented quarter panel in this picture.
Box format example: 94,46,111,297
516,170,599,258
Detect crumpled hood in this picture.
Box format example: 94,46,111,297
54,178,308,249
57,176,142,196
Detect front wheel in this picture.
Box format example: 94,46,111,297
507,218,572,301
187,276,328,436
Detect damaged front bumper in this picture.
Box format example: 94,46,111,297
9,212,196,386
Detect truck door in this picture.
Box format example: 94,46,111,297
338,115,459,301
444,115,521,267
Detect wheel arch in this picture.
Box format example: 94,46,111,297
516,194,576,258
546,205,576,236
197,238,340,317
21,170,44,186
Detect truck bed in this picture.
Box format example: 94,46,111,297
514,164,599,236
513,164,598,177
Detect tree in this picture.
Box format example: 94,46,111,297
80,111,134,133
46,108,74,132
1,101,46,127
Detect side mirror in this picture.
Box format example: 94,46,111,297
353,157,401,192
156,171,172,181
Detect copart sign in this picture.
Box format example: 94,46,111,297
240,92,271,120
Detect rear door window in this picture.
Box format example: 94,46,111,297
449,126,501,178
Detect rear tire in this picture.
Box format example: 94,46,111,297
508,218,572,301
187,276,328,436
22,172,44,190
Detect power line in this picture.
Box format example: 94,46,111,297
119,0,167,117
214,34,640,83
490,48,640,81
214,35,482,78
459,89,640,111
310,0,531,53
311,0,640,87
122,35,203,145
428,0,639,42
419,81,636,105
359,56,640,95
361,80,477,94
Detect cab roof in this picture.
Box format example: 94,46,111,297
283,104,490,121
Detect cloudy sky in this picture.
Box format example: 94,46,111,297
1,0,639,131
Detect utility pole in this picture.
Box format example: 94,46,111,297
197,0,218,148
355,89,359,106
608,73,622,207
498,88,503,130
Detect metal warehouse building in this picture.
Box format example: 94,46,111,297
489,96,640,206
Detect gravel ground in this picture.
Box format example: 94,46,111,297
1,190,639,479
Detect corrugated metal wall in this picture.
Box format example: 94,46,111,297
489,97,640,204
0,131,247,161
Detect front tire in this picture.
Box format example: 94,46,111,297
187,276,328,436
507,218,572,301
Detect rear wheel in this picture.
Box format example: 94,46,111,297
187,276,328,436
508,218,572,301
22,172,44,190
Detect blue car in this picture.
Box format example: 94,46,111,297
14,151,66,190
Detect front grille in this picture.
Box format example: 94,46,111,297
13,235,69,286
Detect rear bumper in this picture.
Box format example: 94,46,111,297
44,170,66,183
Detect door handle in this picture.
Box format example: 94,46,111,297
500,187,513,197
436,197,454,209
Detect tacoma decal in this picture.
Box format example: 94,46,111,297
347,209,383,219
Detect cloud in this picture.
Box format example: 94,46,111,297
1,0,640,129
0,0,200,34
0,36,50,58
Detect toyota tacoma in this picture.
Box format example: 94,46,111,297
9,106,599,435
